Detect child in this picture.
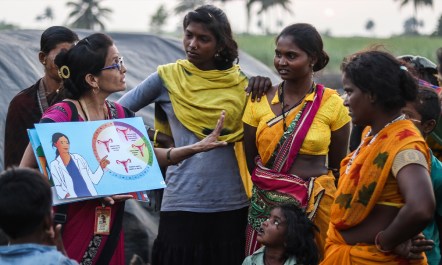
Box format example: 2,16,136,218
0,167,78,264
243,204,319,265
402,88,442,265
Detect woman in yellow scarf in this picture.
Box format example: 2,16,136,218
119,5,253,265
321,50,435,265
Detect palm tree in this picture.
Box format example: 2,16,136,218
66,0,112,30
395,0,433,33
36,6,54,22
246,0,292,34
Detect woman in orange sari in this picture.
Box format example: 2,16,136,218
243,23,351,258
321,50,435,264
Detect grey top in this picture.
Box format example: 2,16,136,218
118,72,249,212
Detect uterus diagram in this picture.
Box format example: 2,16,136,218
97,138,113,153
116,158,132,173
116,127,130,141
131,143,146,157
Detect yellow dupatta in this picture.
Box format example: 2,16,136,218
331,120,429,229
156,59,248,142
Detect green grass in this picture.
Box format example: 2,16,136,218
236,34,442,73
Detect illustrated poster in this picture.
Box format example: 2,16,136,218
30,117,165,203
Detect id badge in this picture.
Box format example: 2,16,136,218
94,206,111,235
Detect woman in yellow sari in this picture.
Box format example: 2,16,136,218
243,23,351,258
321,50,435,264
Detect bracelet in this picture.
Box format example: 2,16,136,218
166,147,174,164
153,129,159,147
375,231,392,253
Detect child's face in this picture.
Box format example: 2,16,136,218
257,208,287,247
402,101,423,133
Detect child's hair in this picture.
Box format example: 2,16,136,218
0,168,52,239
414,88,441,125
278,204,319,265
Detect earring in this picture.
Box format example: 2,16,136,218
214,53,220,58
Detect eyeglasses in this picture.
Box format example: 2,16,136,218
101,57,124,71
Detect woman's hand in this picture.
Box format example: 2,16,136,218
99,155,110,169
194,111,228,152
100,194,134,206
245,76,272,102
392,234,434,259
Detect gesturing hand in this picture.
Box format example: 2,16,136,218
99,155,110,169
195,111,228,152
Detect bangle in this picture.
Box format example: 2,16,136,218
375,231,392,253
166,147,174,164
153,129,159,147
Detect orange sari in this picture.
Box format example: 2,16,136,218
322,120,430,265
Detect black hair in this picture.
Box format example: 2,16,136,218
52,132,70,157
276,23,329,72
54,33,114,100
413,88,441,125
276,204,319,265
341,50,418,113
40,26,78,54
183,5,238,70
0,168,52,239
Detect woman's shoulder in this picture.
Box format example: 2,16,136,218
42,100,79,123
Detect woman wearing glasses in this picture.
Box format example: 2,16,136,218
20,33,228,265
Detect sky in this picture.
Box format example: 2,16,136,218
1,0,441,37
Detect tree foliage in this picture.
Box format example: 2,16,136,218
246,0,292,34
150,5,169,34
66,0,112,30
403,16,424,35
395,0,433,34
36,6,55,22
0,20,19,30
365,19,375,31
174,0,207,15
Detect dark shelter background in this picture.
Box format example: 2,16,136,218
0,29,279,264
